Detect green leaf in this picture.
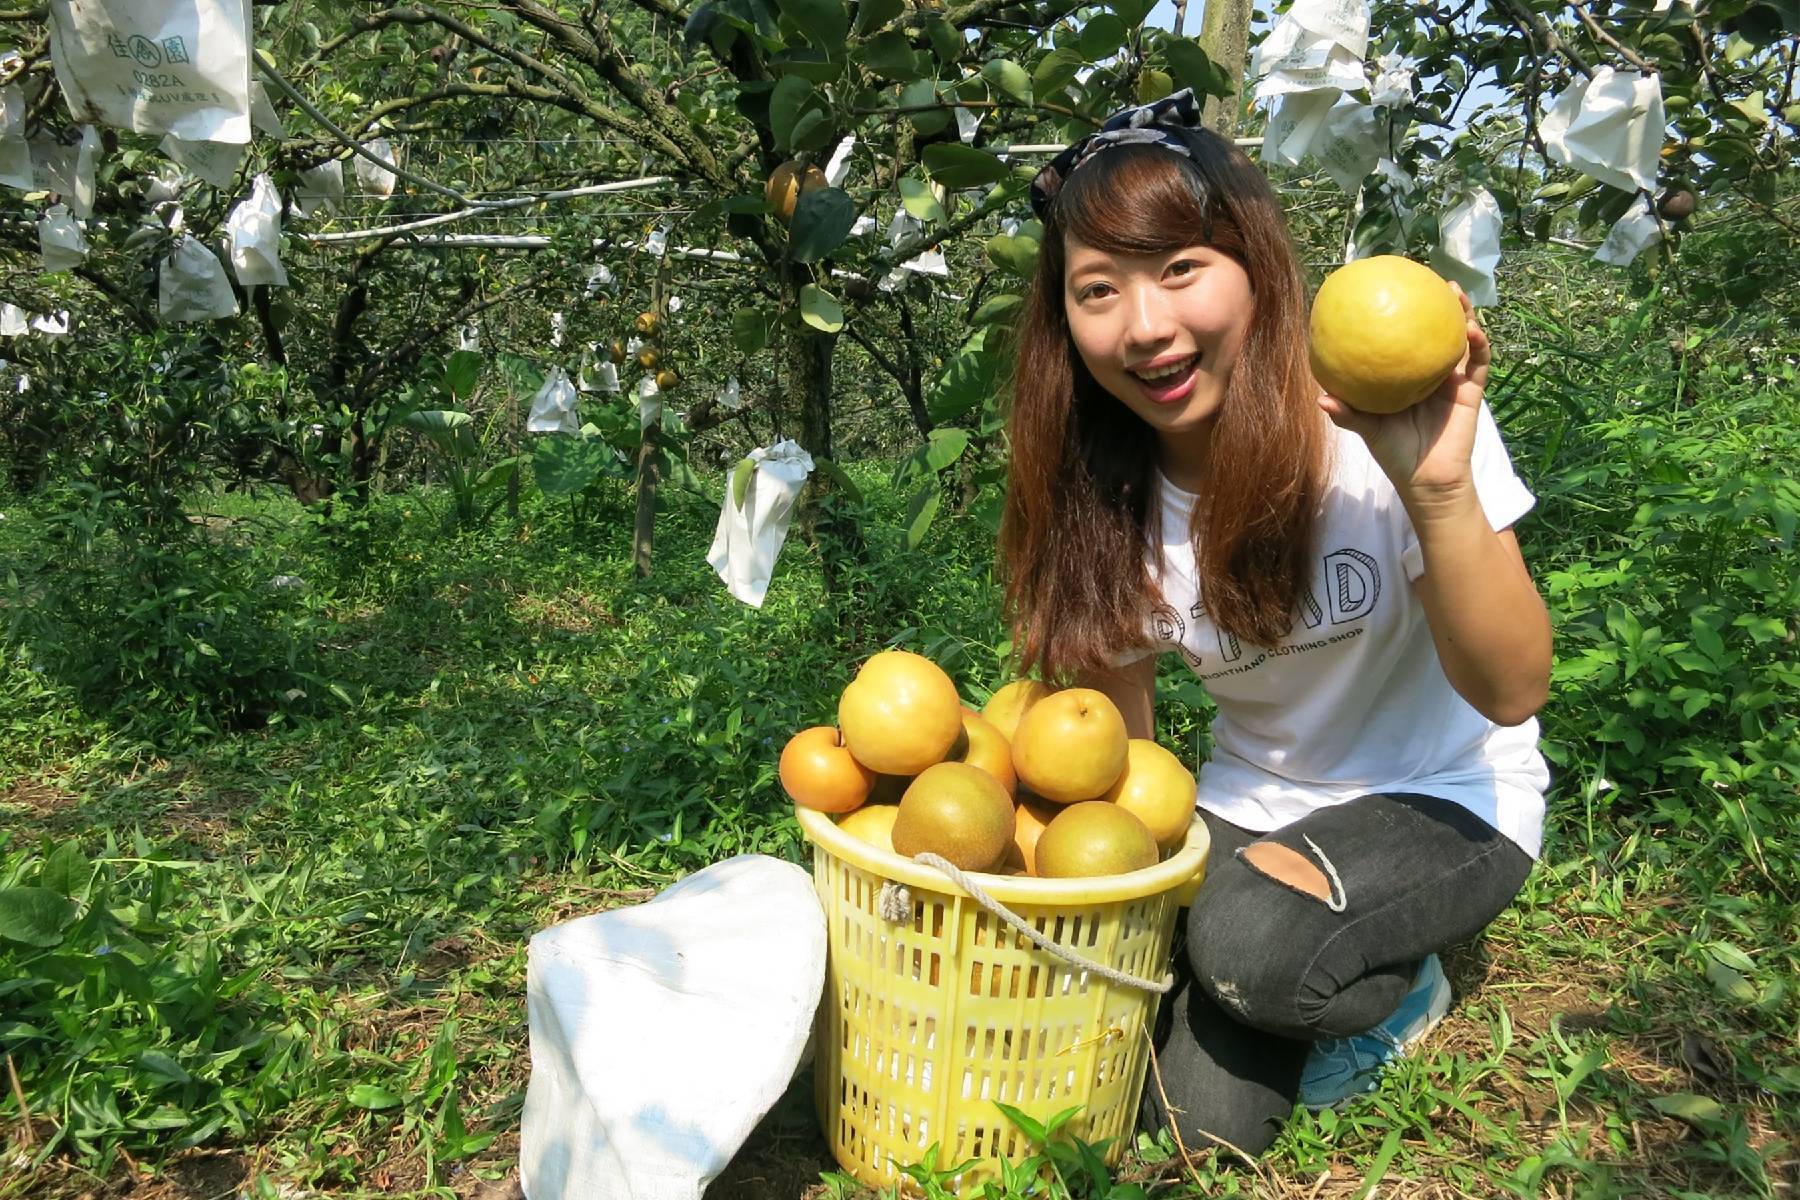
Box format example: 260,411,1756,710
1159,39,1231,98
858,31,926,81
893,427,971,488
900,79,949,136
799,283,844,332
972,293,1023,324
347,1084,404,1111
902,484,942,551
982,59,1032,105
812,456,864,504
730,455,757,509
1706,958,1758,1004
994,1101,1048,1143
769,75,817,152
139,1050,194,1084
853,0,901,35
898,174,948,224
1111,0,1155,27
930,330,1005,422
986,231,1040,279
732,305,777,355
925,17,963,65
0,887,75,946
443,350,481,400
788,186,856,262
38,840,88,898
775,0,847,49
1080,14,1128,61
1649,1093,1726,1124
1136,67,1174,104
769,48,843,83
1032,48,1084,98
402,409,477,460
922,143,1008,189
532,434,616,498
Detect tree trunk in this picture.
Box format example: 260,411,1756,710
1199,0,1254,137
633,415,661,578
783,311,865,590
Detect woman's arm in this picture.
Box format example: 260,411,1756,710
1074,652,1159,740
1318,282,1551,728
1406,507,1551,726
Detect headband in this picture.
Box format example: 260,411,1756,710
1028,88,1204,221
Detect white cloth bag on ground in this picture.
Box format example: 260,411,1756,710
47,0,253,144
159,234,239,321
706,438,814,608
38,205,89,271
520,854,825,1200
226,173,288,285
527,367,580,434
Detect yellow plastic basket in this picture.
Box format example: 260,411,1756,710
795,805,1211,1193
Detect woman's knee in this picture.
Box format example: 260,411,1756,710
1185,867,1326,1037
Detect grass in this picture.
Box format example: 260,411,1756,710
3,314,1798,1198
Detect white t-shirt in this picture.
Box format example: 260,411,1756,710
1132,404,1551,857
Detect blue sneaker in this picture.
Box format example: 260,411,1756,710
1298,954,1452,1111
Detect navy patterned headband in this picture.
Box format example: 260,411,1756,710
1029,88,1204,221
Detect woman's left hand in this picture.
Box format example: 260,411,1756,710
1317,281,1488,504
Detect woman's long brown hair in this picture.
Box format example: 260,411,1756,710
998,130,1329,682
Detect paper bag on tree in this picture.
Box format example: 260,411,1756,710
706,438,814,608
527,367,580,434
159,234,239,321
46,0,253,143
226,173,288,286
38,204,89,271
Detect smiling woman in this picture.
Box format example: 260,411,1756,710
1000,132,1329,676
995,90,1552,1156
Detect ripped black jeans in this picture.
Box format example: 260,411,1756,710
1140,793,1533,1156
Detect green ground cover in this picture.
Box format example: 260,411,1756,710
3,289,1797,1199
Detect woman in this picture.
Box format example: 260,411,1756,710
999,90,1552,1155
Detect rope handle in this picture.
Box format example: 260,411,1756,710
877,852,1174,994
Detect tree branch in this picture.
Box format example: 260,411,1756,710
1493,0,1593,78
1571,1,1655,73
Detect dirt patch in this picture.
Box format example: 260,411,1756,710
1,777,79,822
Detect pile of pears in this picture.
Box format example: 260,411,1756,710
780,650,1197,879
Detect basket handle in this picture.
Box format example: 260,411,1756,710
878,853,1175,994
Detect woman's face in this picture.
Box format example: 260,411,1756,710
1062,236,1253,479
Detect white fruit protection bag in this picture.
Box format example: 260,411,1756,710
520,855,825,1200
1432,187,1502,307
293,158,344,217
46,0,253,144
225,172,287,286
0,84,33,190
706,438,814,608
160,132,244,188
355,137,399,197
29,125,100,217
527,366,580,434
159,234,239,321
37,204,89,271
